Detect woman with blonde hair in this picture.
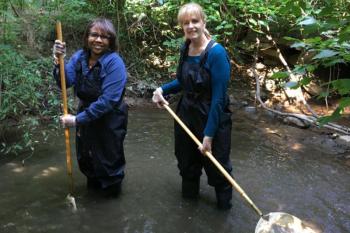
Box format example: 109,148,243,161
153,3,233,210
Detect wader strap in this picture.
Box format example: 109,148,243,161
199,40,215,67
177,39,215,78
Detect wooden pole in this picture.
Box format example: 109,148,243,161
56,21,74,194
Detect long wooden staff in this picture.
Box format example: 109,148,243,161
163,104,263,217
56,21,74,196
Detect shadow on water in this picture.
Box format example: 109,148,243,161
0,106,349,233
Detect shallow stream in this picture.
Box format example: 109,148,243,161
0,107,349,233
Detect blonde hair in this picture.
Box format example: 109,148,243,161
177,3,206,25
177,3,211,39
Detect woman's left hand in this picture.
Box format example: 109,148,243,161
53,40,66,65
152,87,168,108
198,136,212,155
60,114,76,128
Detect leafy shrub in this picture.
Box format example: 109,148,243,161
0,44,61,155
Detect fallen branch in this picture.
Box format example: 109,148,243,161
263,24,318,117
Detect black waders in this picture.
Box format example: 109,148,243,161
175,40,233,209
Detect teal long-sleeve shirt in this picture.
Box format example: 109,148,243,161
161,43,231,137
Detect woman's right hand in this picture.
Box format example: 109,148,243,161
53,40,66,64
152,87,168,108
59,114,76,128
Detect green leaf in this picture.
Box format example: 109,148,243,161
323,59,345,67
291,42,306,49
306,65,316,72
318,109,341,125
339,25,350,43
312,50,339,60
300,77,312,86
292,65,306,75
305,37,322,44
317,91,329,99
293,7,303,17
319,6,333,16
339,97,350,108
343,54,350,62
270,72,289,79
224,23,233,29
257,20,268,27
298,16,317,26
283,37,301,42
285,81,299,89
302,24,320,34
331,79,350,95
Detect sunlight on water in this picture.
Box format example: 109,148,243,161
34,166,60,178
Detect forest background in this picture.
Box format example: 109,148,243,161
0,0,349,156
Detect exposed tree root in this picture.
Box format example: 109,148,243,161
252,38,350,135
263,24,318,117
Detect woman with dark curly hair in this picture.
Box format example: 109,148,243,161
53,18,128,197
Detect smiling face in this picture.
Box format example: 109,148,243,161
83,18,117,58
177,3,207,42
181,13,206,41
87,26,110,58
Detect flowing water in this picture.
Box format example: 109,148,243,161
0,106,349,233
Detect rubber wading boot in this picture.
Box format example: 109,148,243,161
103,182,122,198
87,178,101,190
182,178,200,199
215,186,232,210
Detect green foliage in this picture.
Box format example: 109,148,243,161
0,45,61,155
277,0,350,123
0,0,96,156
1,0,350,155
162,38,183,73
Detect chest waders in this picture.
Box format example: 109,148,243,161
75,58,128,191
168,43,316,232
174,40,233,209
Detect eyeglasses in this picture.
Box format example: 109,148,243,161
89,32,110,40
